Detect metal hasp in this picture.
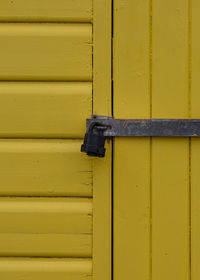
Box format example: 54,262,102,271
81,115,200,157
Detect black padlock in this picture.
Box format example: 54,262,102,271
81,122,106,157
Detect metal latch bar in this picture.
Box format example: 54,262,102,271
81,115,200,157
86,115,200,137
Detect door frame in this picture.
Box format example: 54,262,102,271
93,1,112,280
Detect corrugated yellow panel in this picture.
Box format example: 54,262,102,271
0,0,92,22
0,197,92,257
0,258,92,280
152,1,189,279
114,1,150,279
0,23,92,81
0,82,91,138
191,1,200,279
0,140,92,197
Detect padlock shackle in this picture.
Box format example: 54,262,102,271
88,122,102,133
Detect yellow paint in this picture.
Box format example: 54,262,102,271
93,1,112,280
152,1,189,279
93,0,112,116
191,1,200,279
0,82,91,138
114,1,150,279
0,140,92,197
114,0,150,119
0,1,111,279
0,233,91,258
114,0,196,280
0,197,92,258
0,197,92,233
0,258,92,280
0,23,92,81
0,0,92,22
152,0,189,118
152,138,189,280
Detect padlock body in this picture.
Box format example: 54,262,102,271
81,131,106,157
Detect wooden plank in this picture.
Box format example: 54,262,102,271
93,1,112,280
0,258,92,280
0,23,92,81
191,139,200,280
113,1,150,279
0,140,92,197
93,0,112,116
0,233,91,257
191,0,200,118
152,1,189,279
0,0,92,22
152,138,189,279
114,138,150,280
0,197,92,234
0,82,91,138
0,197,92,257
152,1,189,118
191,1,200,279
114,1,150,118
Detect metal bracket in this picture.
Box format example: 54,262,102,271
86,115,200,137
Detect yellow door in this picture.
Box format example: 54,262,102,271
0,1,112,279
114,0,200,280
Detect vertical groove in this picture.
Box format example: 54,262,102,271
149,0,153,119
150,137,153,280
111,137,114,280
92,0,94,115
111,2,114,280
111,0,114,118
149,1,153,280
188,0,192,279
189,137,192,280
188,0,192,119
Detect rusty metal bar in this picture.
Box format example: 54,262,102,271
86,115,200,137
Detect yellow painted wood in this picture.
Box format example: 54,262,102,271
114,0,195,279
0,0,112,278
0,0,92,22
191,1,200,279
93,1,112,280
191,0,200,118
114,1,150,119
0,233,91,257
152,139,189,279
152,1,189,280
114,1,150,279
93,142,112,280
0,82,91,138
0,140,92,197
93,0,112,116
191,140,200,280
0,258,92,280
152,0,189,118
0,23,92,81
0,197,92,257
114,138,150,280
0,197,92,234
